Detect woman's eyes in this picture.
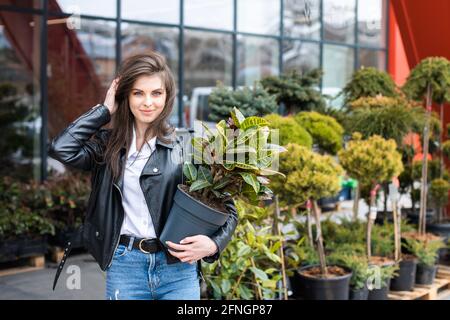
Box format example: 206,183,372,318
133,91,162,96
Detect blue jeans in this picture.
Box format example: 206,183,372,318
105,242,200,300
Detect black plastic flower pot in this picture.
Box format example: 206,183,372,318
349,284,369,300
415,264,437,285
295,265,352,300
390,258,417,291
159,184,229,246
368,278,391,300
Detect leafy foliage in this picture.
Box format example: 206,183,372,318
341,67,398,106
201,199,287,300
338,133,404,195
403,236,446,266
403,57,450,104
260,69,326,114
294,111,344,155
270,143,343,207
208,83,278,122
184,108,286,208
263,113,312,148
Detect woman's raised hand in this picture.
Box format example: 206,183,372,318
103,78,119,115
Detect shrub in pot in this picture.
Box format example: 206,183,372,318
403,57,450,236
403,233,446,284
338,133,403,255
271,144,351,300
160,107,286,246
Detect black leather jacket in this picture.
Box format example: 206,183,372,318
48,104,238,285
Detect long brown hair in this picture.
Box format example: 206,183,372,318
103,52,176,181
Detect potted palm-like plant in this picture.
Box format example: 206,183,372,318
160,108,286,245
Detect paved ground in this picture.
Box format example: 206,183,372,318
0,252,105,300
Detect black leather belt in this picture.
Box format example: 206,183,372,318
119,235,162,254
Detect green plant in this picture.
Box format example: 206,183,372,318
328,252,369,290
263,113,312,148
294,111,344,155
208,82,278,122
270,144,343,208
403,57,450,235
183,107,286,210
346,96,425,147
429,178,450,209
341,67,398,107
367,263,399,288
0,177,55,240
339,133,403,259
271,143,343,276
403,237,446,266
260,69,326,115
202,199,287,300
338,133,404,199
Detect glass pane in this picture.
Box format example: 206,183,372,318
358,0,386,48
184,0,233,31
323,0,356,44
283,40,320,74
0,12,41,181
237,35,279,86
0,0,41,9
52,0,117,18
183,30,232,126
122,23,179,126
284,0,321,40
238,0,280,35
358,49,386,70
47,18,116,140
322,44,354,105
122,0,179,24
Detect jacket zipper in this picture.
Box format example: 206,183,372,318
108,182,124,268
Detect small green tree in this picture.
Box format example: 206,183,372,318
293,111,344,155
270,143,343,276
263,113,313,148
403,56,450,235
341,67,398,107
338,133,404,259
208,82,278,122
260,69,326,115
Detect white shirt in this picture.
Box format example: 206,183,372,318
119,126,157,238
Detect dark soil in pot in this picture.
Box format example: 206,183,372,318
295,265,352,300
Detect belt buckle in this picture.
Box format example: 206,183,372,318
138,238,152,254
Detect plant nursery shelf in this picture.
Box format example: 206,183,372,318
388,265,450,300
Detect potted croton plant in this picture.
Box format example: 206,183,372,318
160,108,286,246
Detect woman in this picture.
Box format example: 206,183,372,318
48,52,238,300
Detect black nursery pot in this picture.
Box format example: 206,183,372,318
295,265,352,300
368,278,391,300
415,264,438,285
390,258,417,291
349,284,369,300
159,185,229,246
